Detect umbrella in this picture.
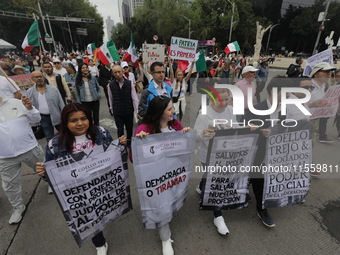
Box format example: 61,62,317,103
0,39,16,49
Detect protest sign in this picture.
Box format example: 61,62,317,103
10,74,34,90
45,141,132,247
200,128,259,210
132,130,196,229
142,44,165,62
310,85,340,119
303,49,334,77
169,36,198,61
263,121,312,209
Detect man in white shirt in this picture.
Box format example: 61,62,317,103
53,57,67,76
0,95,44,224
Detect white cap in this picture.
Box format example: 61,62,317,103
121,61,128,68
52,57,60,63
242,66,258,75
309,62,336,78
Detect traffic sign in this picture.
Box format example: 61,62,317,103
153,35,158,41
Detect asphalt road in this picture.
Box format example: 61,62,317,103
1,68,340,255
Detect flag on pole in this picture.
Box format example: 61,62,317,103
122,32,138,67
177,50,207,73
224,41,240,55
86,43,96,55
96,40,120,65
21,20,40,53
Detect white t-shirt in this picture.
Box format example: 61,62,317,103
0,76,20,99
72,134,95,153
54,67,67,77
38,93,50,114
83,82,93,102
161,126,175,133
171,80,187,98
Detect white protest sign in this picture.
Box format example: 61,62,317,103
45,141,132,247
310,85,340,119
142,44,165,62
303,49,334,77
169,36,198,61
263,121,312,209
200,129,259,210
132,130,196,229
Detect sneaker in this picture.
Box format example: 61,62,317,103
162,238,174,255
96,242,108,255
9,205,26,224
213,216,229,235
319,137,334,143
257,210,275,228
195,185,201,195
310,171,321,177
48,185,53,194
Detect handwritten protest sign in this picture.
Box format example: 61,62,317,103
303,49,334,77
142,44,165,62
200,129,259,210
263,121,312,209
10,74,34,90
132,130,196,229
45,141,132,247
169,36,198,61
310,85,340,119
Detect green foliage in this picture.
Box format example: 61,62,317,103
0,0,103,51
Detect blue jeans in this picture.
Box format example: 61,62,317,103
40,114,60,142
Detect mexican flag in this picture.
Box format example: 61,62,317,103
96,40,120,65
86,43,96,55
122,32,138,67
21,20,40,53
178,50,207,73
224,41,240,55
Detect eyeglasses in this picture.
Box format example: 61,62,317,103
31,76,44,79
123,66,129,69
301,86,314,90
153,71,165,74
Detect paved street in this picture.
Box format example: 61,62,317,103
1,68,340,255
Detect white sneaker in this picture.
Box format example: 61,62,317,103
195,185,201,195
48,185,53,194
9,205,26,224
213,216,229,235
96,242,108,255
162,238,174,255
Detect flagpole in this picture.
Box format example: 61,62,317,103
0,67,20,92
33,13,46,52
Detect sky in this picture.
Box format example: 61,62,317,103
88,0,121,41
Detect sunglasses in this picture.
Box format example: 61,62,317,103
53,62,60,64
301,86,314,90
153,71,165,74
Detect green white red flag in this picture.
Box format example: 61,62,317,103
96,40,120,65
122,32,138,67
224,41,240,55
21,20,40,53
86,43,96,55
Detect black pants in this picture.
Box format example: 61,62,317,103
336,113,340,132
102,85,110,111
250,178,264,212
81,100,100,126
114,113,133,141
92,231,106,247
318,117,329,139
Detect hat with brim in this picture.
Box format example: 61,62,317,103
121,61,129,68
258,58,269,64
309,62,336,78
242,66,259,75
11,65,26,73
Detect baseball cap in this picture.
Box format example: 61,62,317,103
121,61,129,68
242,66,259,75
309,62,336,78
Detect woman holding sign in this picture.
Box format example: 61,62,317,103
169,60,194,121
134,95,190,255
35,103,127,255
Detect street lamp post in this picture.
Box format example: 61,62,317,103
227,0,235,42
266,24,279,55
179,14,191,39
66,11,83,51
313,1,330,55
